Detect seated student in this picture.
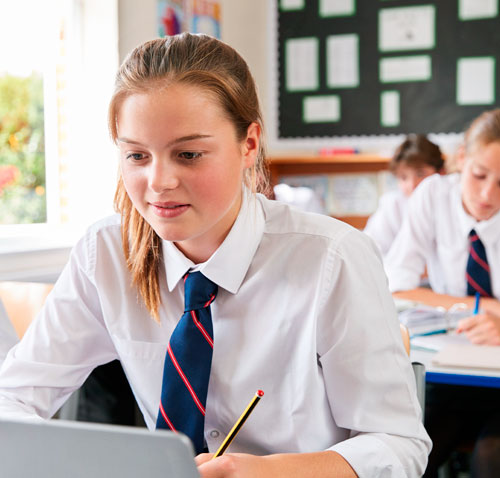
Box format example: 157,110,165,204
364,134,444,257
0,34,429,478
385,109,500,477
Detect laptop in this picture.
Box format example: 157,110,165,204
0,418,200,478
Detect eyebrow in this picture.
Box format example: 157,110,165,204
117,134,213,147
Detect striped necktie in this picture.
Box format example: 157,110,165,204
466,229,492,297
156,271,217,454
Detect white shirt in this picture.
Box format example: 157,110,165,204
0,299,18,364
364,189,407,257
0,192,430,478
385,173,500,296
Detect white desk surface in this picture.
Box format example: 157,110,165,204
411,347,500,388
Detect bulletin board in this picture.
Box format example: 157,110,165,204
274,0,500,140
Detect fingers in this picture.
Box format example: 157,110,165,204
195,453,214,466
456,315,476,334
456,313,500,345
197,455,235,478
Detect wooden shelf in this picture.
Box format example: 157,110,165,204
268,154,391,229
268,154,390,184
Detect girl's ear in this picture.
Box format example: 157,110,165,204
241,122,261,168
454,143,466,173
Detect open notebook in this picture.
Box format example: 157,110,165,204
0,418,200,478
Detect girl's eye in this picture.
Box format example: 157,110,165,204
126,153,146,161
179,151,202,161
473,173,486,180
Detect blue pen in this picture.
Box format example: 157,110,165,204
411,328,448,338
473,292,481,315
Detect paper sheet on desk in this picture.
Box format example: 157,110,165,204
433,344,500,371
411,333,470,352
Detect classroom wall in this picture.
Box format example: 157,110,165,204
117,0,270,127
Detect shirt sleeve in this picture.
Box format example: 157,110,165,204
384,177,437,292
317,228,431,478
0,230,118,419
364,191,401,257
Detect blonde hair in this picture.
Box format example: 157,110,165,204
464,108,500,155
110,33,269,320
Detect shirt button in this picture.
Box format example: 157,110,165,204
210,430,220,438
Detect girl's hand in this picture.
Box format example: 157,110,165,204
456,312,500,345
196,453,270,478
195,450,357,478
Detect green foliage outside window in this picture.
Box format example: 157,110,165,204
0,73,46,224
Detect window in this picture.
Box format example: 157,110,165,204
0,1,57,224
0,0,119,281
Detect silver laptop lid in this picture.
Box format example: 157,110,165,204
0,418,200,478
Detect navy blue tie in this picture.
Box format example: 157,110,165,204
156,271,217,454
466,229,492,297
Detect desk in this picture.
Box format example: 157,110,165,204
398,288,500,389
412,346,500,389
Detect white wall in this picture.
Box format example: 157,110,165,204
117,0,271,135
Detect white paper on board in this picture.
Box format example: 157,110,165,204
380,56,431,83
286,38,318,91
303,95,341,123
379,5,435,52
280,0,305,11
457,57,495,105
327,34,359,88
381,91,400,127
459,0,498,20
319,0,355,16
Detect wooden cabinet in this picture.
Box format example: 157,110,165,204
268,154,390,229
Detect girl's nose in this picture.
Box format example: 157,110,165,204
479,179,496,202
148,159,180,193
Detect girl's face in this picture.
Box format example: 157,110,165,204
116,83,259,263
461,141,500,221
395,163,437,197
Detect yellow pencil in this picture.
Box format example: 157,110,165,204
212,390,264,459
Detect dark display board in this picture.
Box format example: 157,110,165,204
277,0,500,138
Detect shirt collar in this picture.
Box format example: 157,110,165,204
162,189,265,294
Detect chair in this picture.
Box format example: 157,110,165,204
400,324,426,418
0,296,20,363
0,281,53,338
0,282,79,419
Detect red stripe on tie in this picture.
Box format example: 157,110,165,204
191,310,213,348
159,402,177,431
469,245,490,273
167,344,206,415
466,272,491,297
204,294,215,307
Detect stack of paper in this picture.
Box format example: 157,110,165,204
397,304,472,337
